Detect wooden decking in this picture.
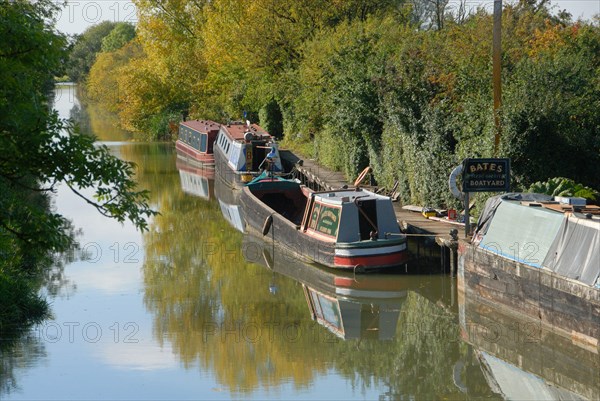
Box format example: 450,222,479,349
394,204,459,240
281,150,348,190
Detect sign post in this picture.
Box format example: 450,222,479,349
461,158,511,237
493,0,503,155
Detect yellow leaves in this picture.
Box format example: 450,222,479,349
528,19,569,58
87,41,144,114
427,71,458,103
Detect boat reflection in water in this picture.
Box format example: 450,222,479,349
243,234,408,340
176,158,214,201
458,289,600,401
214,171,245,232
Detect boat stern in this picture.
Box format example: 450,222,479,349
333,237,408,270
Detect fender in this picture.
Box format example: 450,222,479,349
262,215,273,236
449,164,464,200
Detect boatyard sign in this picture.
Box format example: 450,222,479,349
462,158,510,192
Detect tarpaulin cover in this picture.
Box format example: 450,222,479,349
474,193,553,239
542,215,600,286
478,201,564,267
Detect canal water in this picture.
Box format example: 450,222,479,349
1,85,598,400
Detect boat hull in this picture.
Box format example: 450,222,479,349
241,186,407,271
175,140,215,169
333,242,409,269
214,144,253,188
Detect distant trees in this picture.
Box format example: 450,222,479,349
66,21,118,82
84,0,600,205
67,21,136,83
101,22,136,52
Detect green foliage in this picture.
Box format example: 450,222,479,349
259,98,284,138
66,21,119,82
1,0,156,333
501,24,600,190
101,22,136,52
87,41,143,113
145,110,182,140
528,177,599,200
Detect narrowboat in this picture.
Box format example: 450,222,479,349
176,158,214,201
459,193,600,348
240,173,409,271
175,120,220,168
214,121,283,187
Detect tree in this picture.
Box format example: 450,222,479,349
1,0,155,333
101,22,136,52
66,21,118,82
501,21,600,189
113,0,208,137
87,40,143,113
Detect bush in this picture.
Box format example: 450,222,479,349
528,177,599,200
259,98,284,138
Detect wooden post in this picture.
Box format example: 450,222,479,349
464,191,470,238
493,0,502,155
450,247,456,277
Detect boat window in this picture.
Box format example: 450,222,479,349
316,205,340,237
200,133,207,152
308,202,340,237
308,203,322,230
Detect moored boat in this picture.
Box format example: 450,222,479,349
240,173,408,271
214,121,282,187
459,193,600,348
175,120,220,168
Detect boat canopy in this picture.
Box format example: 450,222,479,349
475,193,600,287
245,171,300,191
543,215,600,286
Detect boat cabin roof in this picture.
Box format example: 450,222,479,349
313,188,390,206
181,120,220,133
221,122,271,141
